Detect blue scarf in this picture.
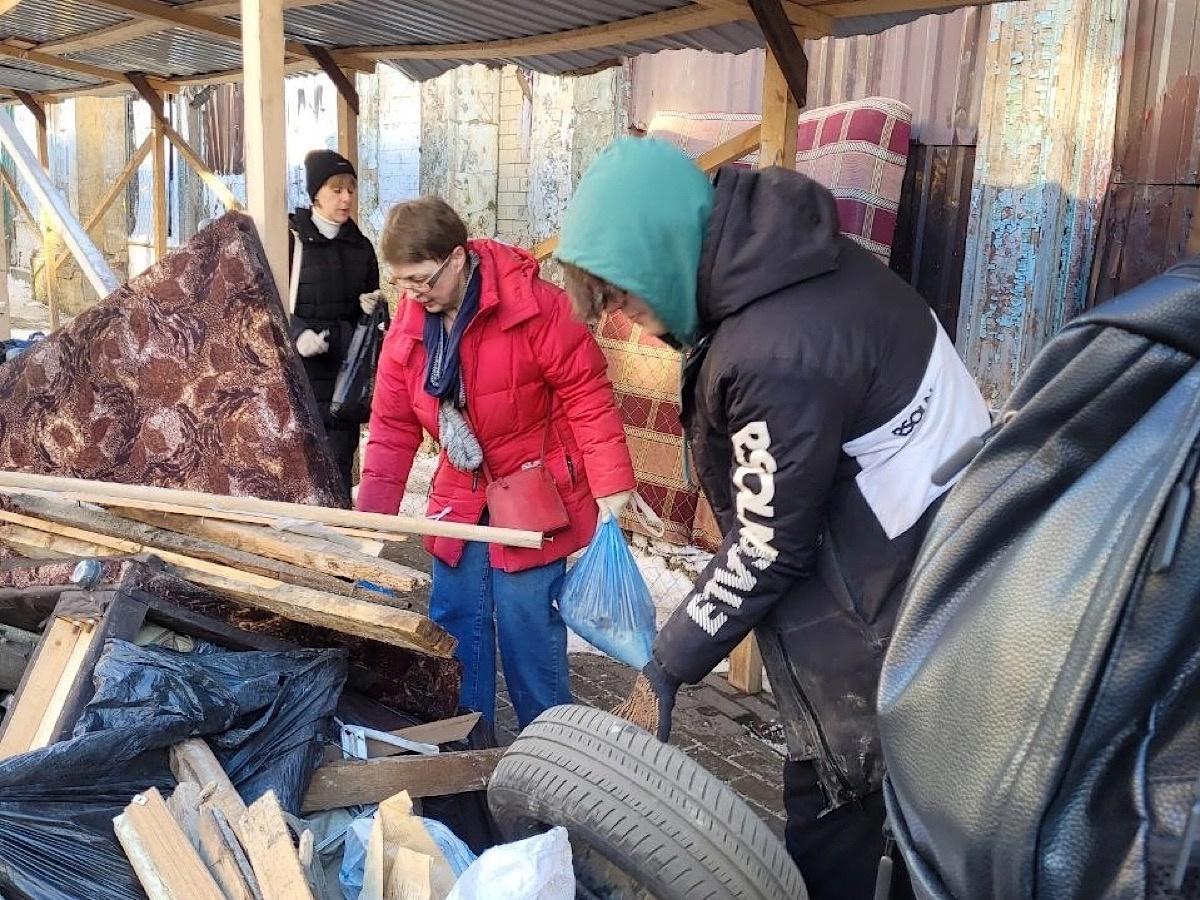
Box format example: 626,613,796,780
423,261,482,407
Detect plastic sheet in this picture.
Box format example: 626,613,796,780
78,641,348,813
446,827,574,900
0,640,347,900
560,518,657,669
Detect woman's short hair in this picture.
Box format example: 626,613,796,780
380,197,468,265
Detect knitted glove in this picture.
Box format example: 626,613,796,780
296,329,330,357
359,290,385,315
612,658,681,743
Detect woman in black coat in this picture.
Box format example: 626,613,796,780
289,149,382,495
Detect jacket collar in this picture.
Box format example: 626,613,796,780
398,239,540,341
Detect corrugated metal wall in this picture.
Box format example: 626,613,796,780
1090,0,1200,305
630,7,988,338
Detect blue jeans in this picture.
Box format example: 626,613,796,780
430,540,573,729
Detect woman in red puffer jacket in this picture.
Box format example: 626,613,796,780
356,197,635,729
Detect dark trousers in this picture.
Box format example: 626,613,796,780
325,421,359,496
783,760,913,900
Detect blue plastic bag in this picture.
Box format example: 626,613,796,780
560,517,656,668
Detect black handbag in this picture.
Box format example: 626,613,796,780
330,301,390,423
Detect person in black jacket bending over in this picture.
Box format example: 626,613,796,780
290,149,383,495
555,138,991,900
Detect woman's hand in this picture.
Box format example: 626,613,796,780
596,491,634,523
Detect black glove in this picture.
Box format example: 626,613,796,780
612,657,681,742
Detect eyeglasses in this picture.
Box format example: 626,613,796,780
390,253,455,294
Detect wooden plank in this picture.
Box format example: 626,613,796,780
0,615,92,759
696,124,763,172
0,471,543,548
0,174,10,340
31,110,60,330
237,790,316,900
6,494,358,596
531,235,558,262
117,508,425,593
301,748,505,813
727,633,764,694
170,738,249,824
114,787,226,900
0,506,452,655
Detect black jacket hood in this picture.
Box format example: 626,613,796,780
697,166,842,331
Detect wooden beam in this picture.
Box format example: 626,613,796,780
0,472,544,548
88,0,377,74
0,113,121,300
37,0,336,57
5,494,356,596
126,75,169,258
130,72,243,213
237,791,316,900
30,108,60,329
0,506,452,655
170,739,248,824
301,748,505,813
691,0,834,37
13,91,46,129
339,5,743,62
695,123,763,171
115,508,426,593
749,0,810,108
308,45,359,115
114,787,227,900
243,0,289,305
0,41,165,90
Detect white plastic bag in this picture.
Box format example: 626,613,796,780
446,827,574,900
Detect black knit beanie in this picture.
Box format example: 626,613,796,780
305,149,356,199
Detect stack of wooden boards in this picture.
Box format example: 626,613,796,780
116,720,501,900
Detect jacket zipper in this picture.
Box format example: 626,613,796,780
1149,432,1200,573
771,632,856,798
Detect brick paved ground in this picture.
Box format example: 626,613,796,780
383,540,789,837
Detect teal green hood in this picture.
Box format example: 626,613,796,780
557,138,715,346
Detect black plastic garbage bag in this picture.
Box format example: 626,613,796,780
0,640,347,900
78,641,349,813
330,302,389,423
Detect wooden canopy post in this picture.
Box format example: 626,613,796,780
242,0,289,301
135,80,170,261
726,17,805,695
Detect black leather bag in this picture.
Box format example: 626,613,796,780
879,260,1200,899
330,302,389,424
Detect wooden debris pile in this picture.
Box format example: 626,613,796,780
0,472,538,899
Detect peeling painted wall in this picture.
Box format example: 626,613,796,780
359,67,422,242
527,64,629,266
419,65,501,239
958,0,1128,406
